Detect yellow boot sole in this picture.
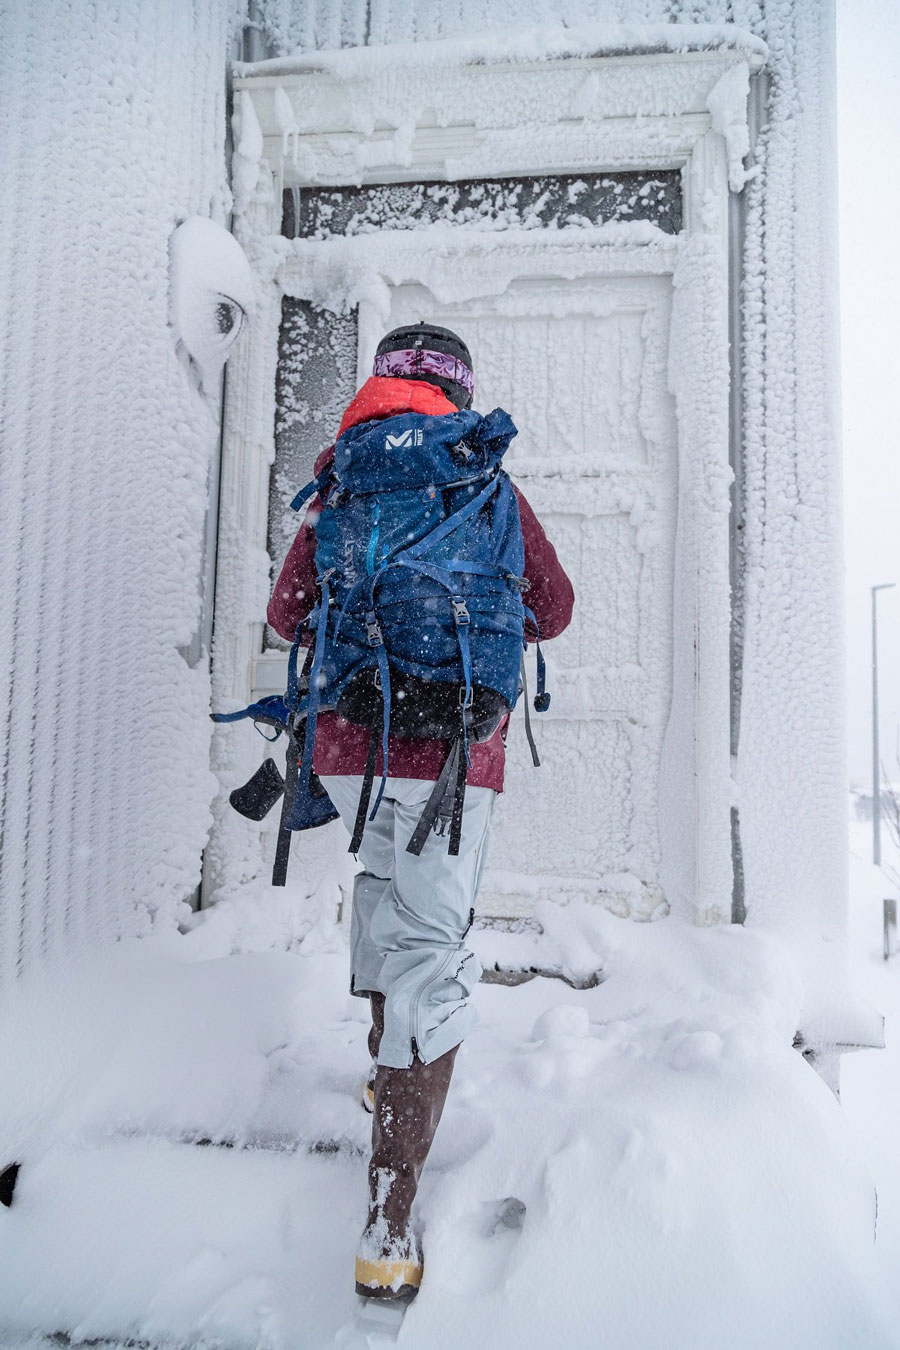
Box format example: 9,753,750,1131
355,1255,422,1300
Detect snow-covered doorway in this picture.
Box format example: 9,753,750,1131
216,40,761,925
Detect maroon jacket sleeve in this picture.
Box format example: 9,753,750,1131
267,500,321,642
514,486,575,641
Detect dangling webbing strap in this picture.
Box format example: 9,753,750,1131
272,720,300,885
451,597,473,768
519,651,541,768
291,573,332,826
348,709,383,854
365,610,392,822
448,728,468,857
286,618,309,712
405,734,463,857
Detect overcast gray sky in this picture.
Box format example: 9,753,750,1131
837,0,900,785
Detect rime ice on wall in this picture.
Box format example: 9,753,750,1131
0,1,234,977
736,0,849,1022
257,2,769,56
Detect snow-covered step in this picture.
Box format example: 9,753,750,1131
471,917,605,989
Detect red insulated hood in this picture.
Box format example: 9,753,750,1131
313,377,458,475
338,375,457,433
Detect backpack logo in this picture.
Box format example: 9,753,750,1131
385,428,423,450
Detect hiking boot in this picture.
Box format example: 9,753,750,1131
354,1044,458,1300
361,993,384,1113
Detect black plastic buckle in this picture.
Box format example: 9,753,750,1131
365,612,383,646
451,598,470,625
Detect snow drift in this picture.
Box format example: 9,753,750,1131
0,898,893,1348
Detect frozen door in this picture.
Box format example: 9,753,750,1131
382,275,677,919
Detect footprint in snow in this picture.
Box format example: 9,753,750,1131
484,1195,527,1237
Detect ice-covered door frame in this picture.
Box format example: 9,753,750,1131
217,35,765,926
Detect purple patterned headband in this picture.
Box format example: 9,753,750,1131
373,347,475,396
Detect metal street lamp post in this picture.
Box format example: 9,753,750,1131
872,582,896,866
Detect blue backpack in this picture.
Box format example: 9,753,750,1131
287,404,549,856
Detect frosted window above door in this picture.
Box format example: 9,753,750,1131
281,171,682,239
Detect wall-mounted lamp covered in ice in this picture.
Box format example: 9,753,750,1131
169,216,254,398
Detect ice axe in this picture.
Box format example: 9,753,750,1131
211,696,338,886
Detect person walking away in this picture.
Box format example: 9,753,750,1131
267,323,574,1303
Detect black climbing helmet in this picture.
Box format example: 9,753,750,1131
373,322,474,410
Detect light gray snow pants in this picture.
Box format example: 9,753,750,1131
320,774,494,1069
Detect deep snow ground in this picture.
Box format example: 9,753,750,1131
0,823,897,1349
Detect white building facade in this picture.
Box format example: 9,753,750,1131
2,2,873,1062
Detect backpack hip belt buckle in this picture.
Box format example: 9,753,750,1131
451,598,470,625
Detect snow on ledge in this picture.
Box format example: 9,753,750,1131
235,21,768,81
244,218,678,314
